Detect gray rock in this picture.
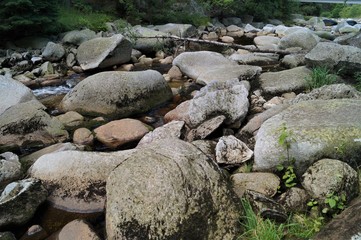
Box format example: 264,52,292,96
253,99,361,175
0,76,36,116
174,51,261,86
41,42,65,62
55,111,84,130
277,187,309,213
29,150,136,213
77,34,132,71
281,54,306,69
253,36,280,50
186,115,226,141
106,139,242,239
244,24,260,33
231,172,280,198
191,140,217,162
152,23,197,37
0,232,16,240
0,152,21,188
314,31,336,41
62,29,97,46
39,61,54,76
0,178,47,227
302,159,359,202
0,100,68,152
259,66,311,95
129,26,169,53
312,197,361,240
229,53,279,66
222,17,242,27
216,135,253,164
334,32,361,48
60,70,173,119
308,17,326,30
279,29,319,51
339,25,359,34
289,84,361,104
305,42,361,75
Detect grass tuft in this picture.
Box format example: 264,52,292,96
306,66,337,90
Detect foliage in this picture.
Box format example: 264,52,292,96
306,66,338,90
57,6,115,32
277,165,298,188
286,214,324,239
0,0,59,39
322,192,347,216
340,4,361,18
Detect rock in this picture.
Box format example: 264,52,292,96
106,139,242,239
130,26,168,53
76,34,132,71
226,25,244,37
41,42,65,62
165,79,250,128
215,135,253,164
66,53,76,68
254,36,280,50
0,232,16,240
222,17,242,27
0,178,47,227
14,60,33,73
53,219,100,240
263,96,284,109
20,143,79,172
0,100,68,152
62,29,97,46
186,115,226,141
312,197,361,240
20,225,48,240
94,118,150,149
244,24,260,33
60,70,173,119
245,190,288,222
231,172,280,198
0,152,21,188
323,18,338,26
137,120,185,148
334,32,361,48
0,76,36,116
73,128,94,146
191,140,217,162
289,84,361,104
55,111,84,129
259,66,311,95
39,61,54,76
308,17,326,30
167,65,183,80
203,31,218,41
152,23,197,37
277,187,309,213
279,29,319,51
253,99,361,175
305,42,361,75
220,36,234,43
281,54,306,69
302,159,359,202
229,53,279,66
29,150,136,213
173,51,261,85
339,25,359,34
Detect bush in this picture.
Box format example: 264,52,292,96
340,5,361,18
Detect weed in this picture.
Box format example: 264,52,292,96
322,192,346,216
306,66,338,90
286,214,324,239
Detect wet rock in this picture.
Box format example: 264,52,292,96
29,150,136,213
0,178,47,227
60,70,173,119
94,118,151,149
216,135,253,164
106,139,242,239
41,42,65,62
277,187,309,213
305,42,361,75
253,99,361,175
137,120,185,148
0,100,68,152
302,159,359,202
259,66,311,95
231,173,280,198
0,152,21,188
62,29,97,46
279,29,319,51
52,219,100,240
77,34,132,71
73,128,94,146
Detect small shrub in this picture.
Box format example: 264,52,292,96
340,5,361,18
306,66,338,90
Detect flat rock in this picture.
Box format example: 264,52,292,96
130,26,169,53
229,53,279,66
152,23,197,37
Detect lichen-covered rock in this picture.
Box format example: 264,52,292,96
253,99,361,175
229,53,279,66
106,139,242,239
279,29,319,51
0,178,47,227
302,159,359,202
277,187,309,213
0,152,21,188
60,70,173,119
0,100,69,152
129,26,169,53
216,135,253,164
76,34,132,71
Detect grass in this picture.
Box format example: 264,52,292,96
354,72,361,92
57,7,115,32
306,66,338,90
239,199,324,240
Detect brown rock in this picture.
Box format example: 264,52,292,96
52,219,100,240
168,65,183,80
94,118,151,148
221,36,234,43
73,128,94,146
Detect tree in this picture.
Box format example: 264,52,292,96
0,0,59,39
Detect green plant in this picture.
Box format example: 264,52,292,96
307,199,319,211
277,165,298,188
306,66,338,90
322,192,347,216
354,72,361,92
286,214,324,239
340,4,361,18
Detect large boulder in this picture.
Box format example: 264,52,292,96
129,26,169,53
76,34,132,71
0,76,36,116
279,29,319,51
152,23,197,37
59,70,173,119
0,178,47,227
259,66,311,95
253,99,361,175
62,29,97,46
41,42,65,62
29,150,136,213
173,51,261,85
0,100,68,152
305,42,361,75
106,139,242,239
